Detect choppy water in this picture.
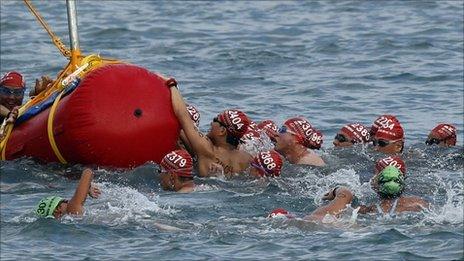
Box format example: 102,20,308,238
1,1,463,260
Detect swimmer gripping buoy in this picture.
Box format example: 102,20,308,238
3,64,180,168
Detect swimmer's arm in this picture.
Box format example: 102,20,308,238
67,168,94,214
169,87,213,157
306,187,353,220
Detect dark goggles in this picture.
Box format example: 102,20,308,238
278,126,298,136
0,85,25,97
372,139,392,147
213,117,227,128
334,133,353,143
425,138,441,145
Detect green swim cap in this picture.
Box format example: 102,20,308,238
35,196,63,218
378,166,404,198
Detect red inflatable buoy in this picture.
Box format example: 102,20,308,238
5,64,180,168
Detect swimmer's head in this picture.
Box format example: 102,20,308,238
333,123,370,147
159,150,194,191
370,115,400,138
250,150,283,177
426,124,456,147
275,117,323,151
35,196,65,219
377,166,404,199
373,121,404,155
212,109,251,147
186,104,201,128
267,208,294,219
0,71,25,110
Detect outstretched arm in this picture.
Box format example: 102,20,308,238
67,168,100,215
305,186,353,221
169,85,213,157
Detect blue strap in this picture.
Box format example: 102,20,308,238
15,79,80,126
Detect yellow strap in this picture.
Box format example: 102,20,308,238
0,123,12,160
47,90,67,164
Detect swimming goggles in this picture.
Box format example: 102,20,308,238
372,139,400,147
213,117,227,128
425,137,442,145
334,133,354,143
278,125,298,136
0,86,24,97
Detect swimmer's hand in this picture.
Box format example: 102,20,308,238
88,183,101,199
31,76,53,97
5,107,19,124
322,186,339,201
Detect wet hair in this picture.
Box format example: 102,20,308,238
226,134,241,147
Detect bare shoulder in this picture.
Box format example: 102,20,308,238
298,151,325,166
399,196,429,211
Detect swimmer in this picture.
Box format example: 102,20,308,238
158,149,195,193
35,168,101,219
372,120,405,155
359,166,428,215
426,124,457,147
274,117,325,166
333,123,370,147
249,150,283,178
167,79,252,177
1,71,53,123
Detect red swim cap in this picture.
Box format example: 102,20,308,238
430,124,457,145
251,150,283,177
257,120,278,139
186,104,200,128
241,127,261,142
217,109,251,139
0,71,25,89
267,208,294,219
283,117,322,149
248,121,258,130
375,156,406,176
303,128,323,150
341,123,370,143
370,115,400,137
374,121,404,141
160,150,193,178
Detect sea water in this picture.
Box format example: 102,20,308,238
1,1,463,260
